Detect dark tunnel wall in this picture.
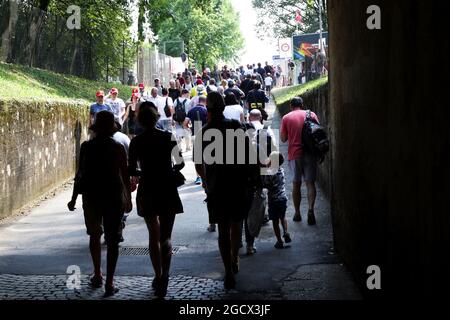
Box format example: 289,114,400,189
328,0,450,297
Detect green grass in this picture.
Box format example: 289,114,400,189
0,62,133,104
272,77,328,106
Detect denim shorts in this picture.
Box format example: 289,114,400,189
288,153,317,183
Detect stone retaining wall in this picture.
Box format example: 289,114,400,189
0,99,89,220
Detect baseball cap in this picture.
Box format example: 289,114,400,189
228,80,235,87
96,90,105,97
138,83,145,89
196,79,203,85
197,84,205,93
110,88,118,95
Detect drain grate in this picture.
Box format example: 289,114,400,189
119,246,149,256
119,246,182,256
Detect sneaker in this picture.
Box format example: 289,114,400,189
293,214,302,222
195,177,202,185
246,246,257,255
307,210,316,225
274,241,284,249
283,233,292,243
207,224,216,232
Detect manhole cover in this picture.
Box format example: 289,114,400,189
119,246,183,256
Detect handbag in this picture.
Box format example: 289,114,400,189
247,189,267,238
164,98,172,118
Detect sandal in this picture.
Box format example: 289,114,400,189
104,285,119,297
89,274,103,288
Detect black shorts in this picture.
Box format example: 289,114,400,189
206,193,251,225
268,199,287,221
82,196,124,245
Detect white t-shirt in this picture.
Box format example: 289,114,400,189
207,84,218,92
223,104,244,121
183,83,194,91
106,98,126,124
140,91,151,101
264,77,273,87
148,96,173,120
112,131,131,156
249,121,277,152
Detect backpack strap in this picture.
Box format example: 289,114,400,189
306,110,311,120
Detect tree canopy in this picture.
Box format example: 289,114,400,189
1,0,244,80
139,0,244,69
252,0,328,39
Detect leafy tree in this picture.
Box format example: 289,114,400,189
252,0,328,39
139,0,244,69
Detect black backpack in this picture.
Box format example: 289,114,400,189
172,98,187,123
301,110,329,163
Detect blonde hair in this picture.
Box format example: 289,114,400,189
221,79,228,88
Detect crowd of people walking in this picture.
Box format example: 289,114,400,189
67,63,321,298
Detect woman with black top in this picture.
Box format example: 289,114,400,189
125,90,140,138
128,103,184,298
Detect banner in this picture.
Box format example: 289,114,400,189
293,32,329,60
294,43,314,60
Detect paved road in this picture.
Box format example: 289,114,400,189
0,101,361,300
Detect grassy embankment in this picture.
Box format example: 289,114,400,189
0,62,133,103
272,77,328,107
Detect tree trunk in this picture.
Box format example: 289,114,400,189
25,9,44,67
0,0,19,62
24,0,51,67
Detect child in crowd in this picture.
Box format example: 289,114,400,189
261,151,291,249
